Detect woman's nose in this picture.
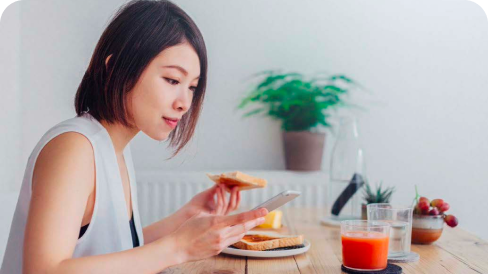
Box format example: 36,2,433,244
173,88,192,113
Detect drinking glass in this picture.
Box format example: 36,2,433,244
341,220,390,271
367,203,413,259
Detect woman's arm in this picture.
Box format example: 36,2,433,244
49,237,182,274
23,133,182,274
52,209,268,274
142,206,192,244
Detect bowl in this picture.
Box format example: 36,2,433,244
411,214,444,244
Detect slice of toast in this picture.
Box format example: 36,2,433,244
206,171,267,192
232,232,304,251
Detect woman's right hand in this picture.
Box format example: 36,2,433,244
169,208,268,263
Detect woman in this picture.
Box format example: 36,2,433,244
1,1,268,273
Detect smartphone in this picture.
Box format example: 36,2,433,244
252,190,301,212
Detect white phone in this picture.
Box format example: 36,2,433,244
252,190,301,212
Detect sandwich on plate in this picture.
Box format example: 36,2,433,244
232,232,304,251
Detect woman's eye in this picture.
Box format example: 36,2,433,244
165,78,196,92
164,78,179,85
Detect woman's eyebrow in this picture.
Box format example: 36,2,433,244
162,65,200,80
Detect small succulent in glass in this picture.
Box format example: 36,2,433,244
361,181,395,220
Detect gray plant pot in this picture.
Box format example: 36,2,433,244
283,131,325,171
362,204,368,220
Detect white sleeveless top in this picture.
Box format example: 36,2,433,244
1,113,144,273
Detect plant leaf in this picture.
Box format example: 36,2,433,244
242,108,265,117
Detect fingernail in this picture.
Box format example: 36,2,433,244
258,217,265,224
260,208,268,216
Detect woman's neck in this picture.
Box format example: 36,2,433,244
100,120,139,156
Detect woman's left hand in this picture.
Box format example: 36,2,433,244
183,184,241,217
143,184,241,245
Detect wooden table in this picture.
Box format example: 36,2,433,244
162,207,488,274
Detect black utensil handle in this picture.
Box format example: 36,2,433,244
331,173,365,216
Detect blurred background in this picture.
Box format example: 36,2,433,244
1,0,488,260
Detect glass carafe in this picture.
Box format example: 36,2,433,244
328,116,366,221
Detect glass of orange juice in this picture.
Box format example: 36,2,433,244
341,220,390,271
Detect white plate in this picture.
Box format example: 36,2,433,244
221,239,311,258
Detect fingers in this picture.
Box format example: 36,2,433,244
210,184,219,192
236,190,241,209
225,187,239,215
221,186,230,215
215,185,225,215
218,216,266,251
219,208,268,227
222,232,246,250
226,217,265,237
204,184,219,196
220,184,231,192
204,185,219,214
220,186,229,215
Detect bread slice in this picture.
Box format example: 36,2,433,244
232,232,304,251
206,171,267,191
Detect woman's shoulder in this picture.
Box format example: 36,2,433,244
32,130,95,196
27,114,103,165
44,114,105,141
45,131,95,154
39,131,95,166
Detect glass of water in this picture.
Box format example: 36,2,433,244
367,203,413,259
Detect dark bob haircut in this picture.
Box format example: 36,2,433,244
75,0,207,157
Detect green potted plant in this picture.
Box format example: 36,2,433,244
237,70,362,171
362,181,395,220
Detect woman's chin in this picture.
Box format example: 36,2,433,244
145,130,170,142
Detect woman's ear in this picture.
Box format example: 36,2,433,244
105,54,112,69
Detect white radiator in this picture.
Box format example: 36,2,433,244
136,170,329,226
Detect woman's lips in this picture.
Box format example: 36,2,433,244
163,117,178,129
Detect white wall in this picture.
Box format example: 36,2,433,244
0,1,21,192
1,0,487,240
0,0,21,262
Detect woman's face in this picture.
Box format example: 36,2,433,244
128,42,200,141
